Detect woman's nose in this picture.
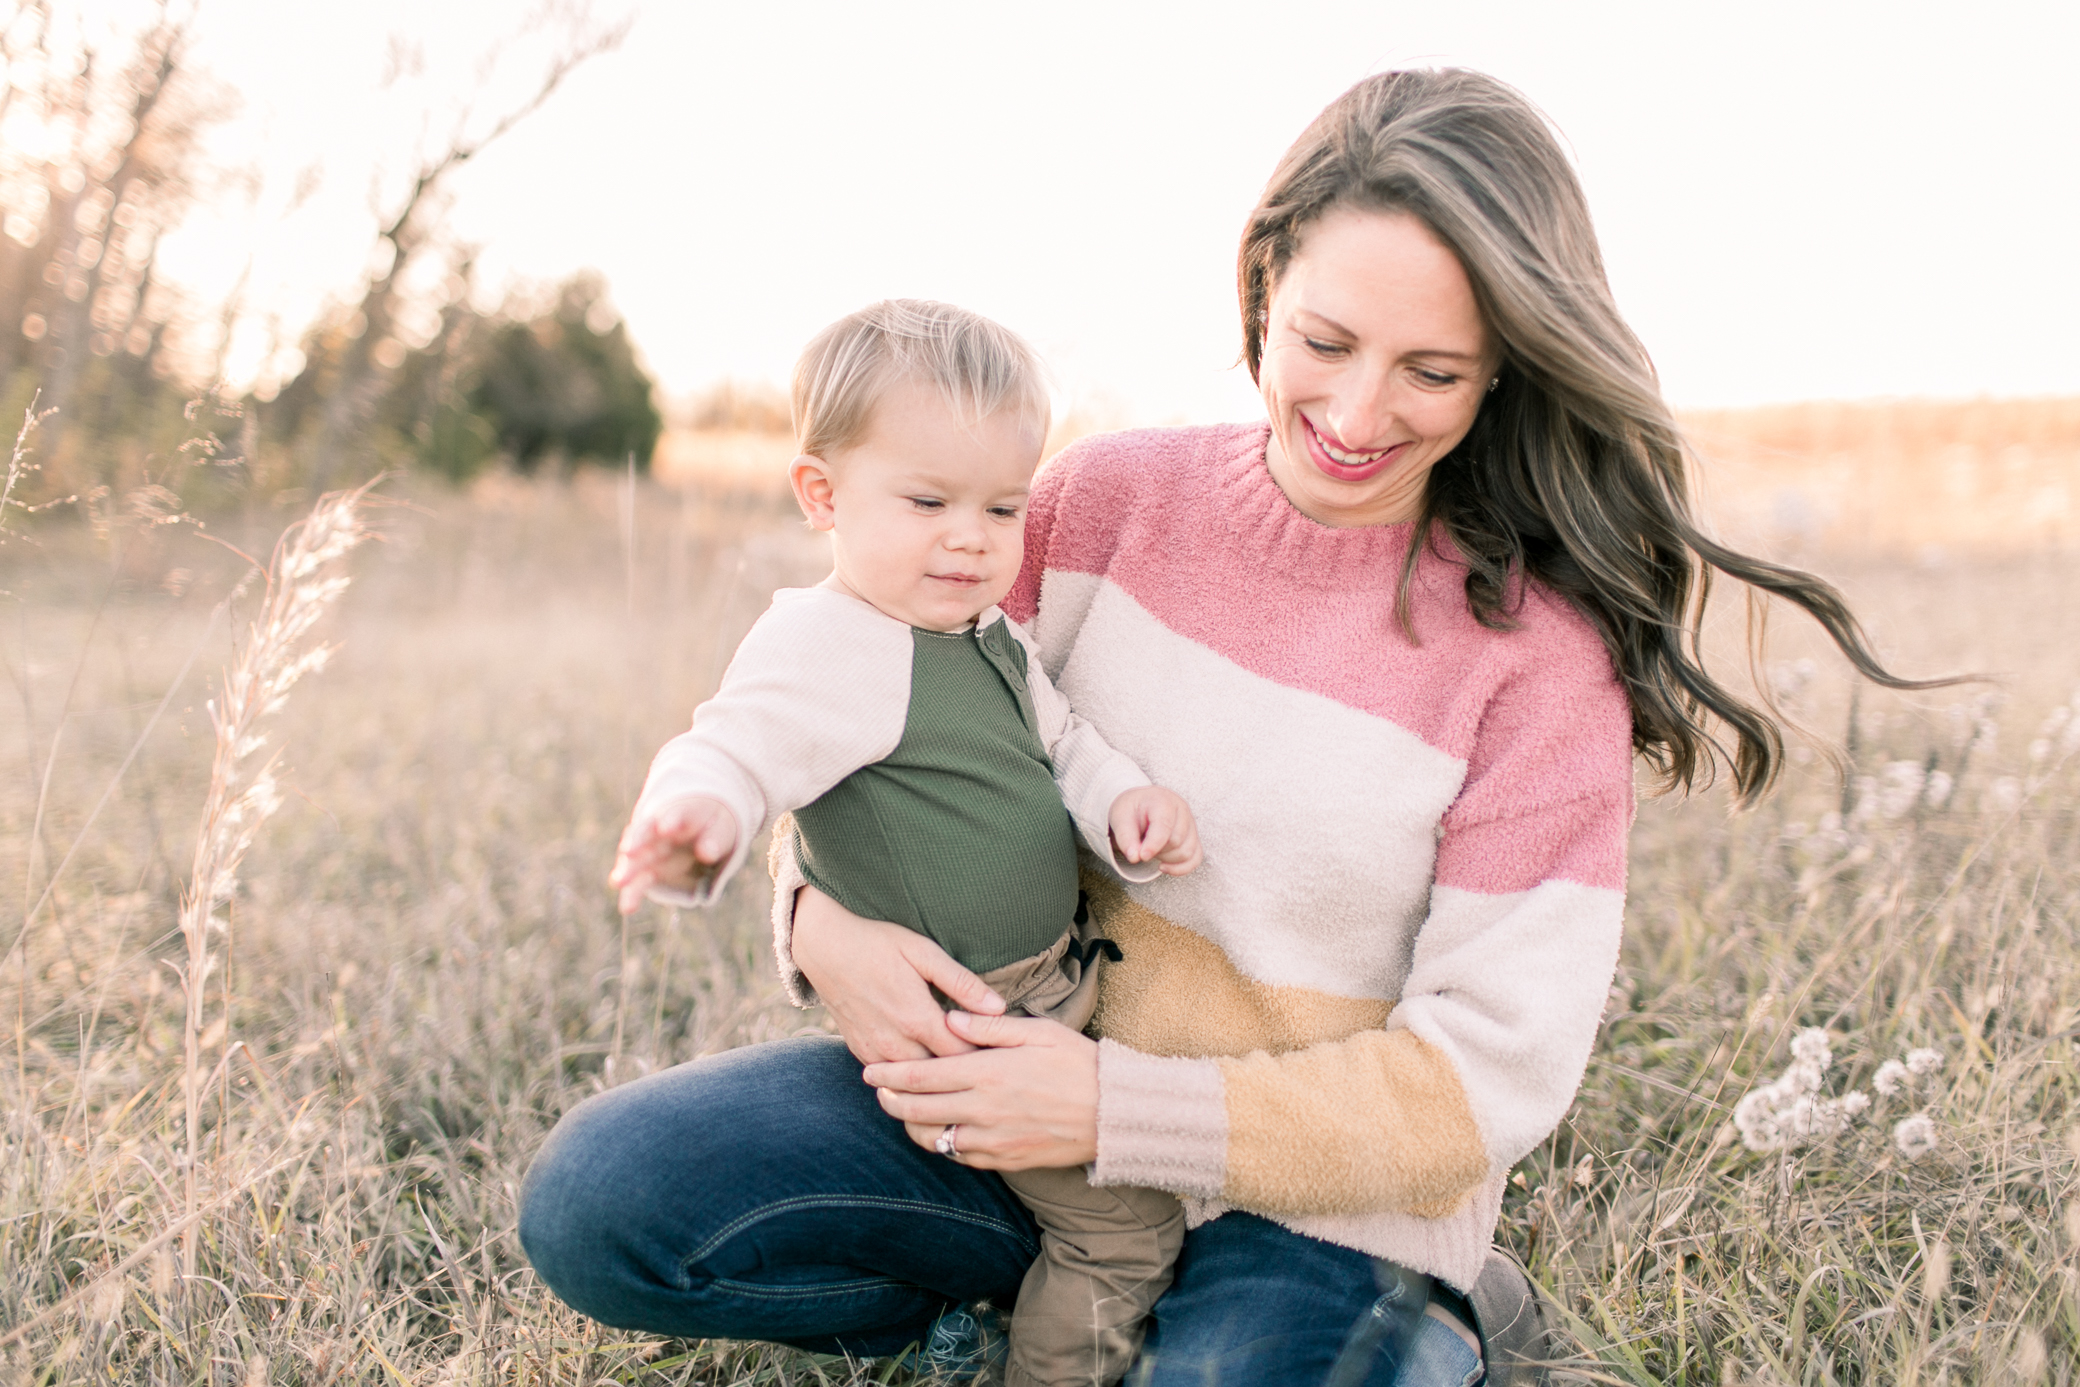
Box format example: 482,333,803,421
1326,374,1399,450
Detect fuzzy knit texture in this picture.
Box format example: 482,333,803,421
764,423,1633,1291
1015,422,1632,1292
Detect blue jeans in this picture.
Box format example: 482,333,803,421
519,1035,1481,1386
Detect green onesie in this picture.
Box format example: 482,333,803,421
789,619,1081,974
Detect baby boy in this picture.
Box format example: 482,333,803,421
610,299,1194,1387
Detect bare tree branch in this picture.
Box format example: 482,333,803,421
302,7,630,489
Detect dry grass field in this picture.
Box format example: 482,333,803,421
5,398,2080,1385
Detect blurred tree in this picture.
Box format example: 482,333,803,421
293,7,629,491
0,0,231,483
369,271,658,480
465,274,659,474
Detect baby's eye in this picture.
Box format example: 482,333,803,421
988,505,1022,520
908,496,945,511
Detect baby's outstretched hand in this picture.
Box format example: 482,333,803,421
610,795,739,914
1107,786,1202,876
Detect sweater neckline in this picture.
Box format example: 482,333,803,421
1209,423,1426,589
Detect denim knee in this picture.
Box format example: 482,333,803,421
517,1084,654,1321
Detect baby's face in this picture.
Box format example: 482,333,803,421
814,378,1042,632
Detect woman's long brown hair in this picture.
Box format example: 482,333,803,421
1240,69,1955,803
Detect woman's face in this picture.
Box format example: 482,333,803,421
1259,206,1498,529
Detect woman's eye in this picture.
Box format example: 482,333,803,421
1413,369,1459,389
1302,336,1349,358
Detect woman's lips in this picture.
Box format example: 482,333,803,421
1302,414,1407,482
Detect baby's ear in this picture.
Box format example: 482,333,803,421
789,455,837,530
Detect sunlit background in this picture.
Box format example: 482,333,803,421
10,8,2080,1380
48,0,2080,422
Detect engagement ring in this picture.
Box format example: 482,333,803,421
935,1124,961,1157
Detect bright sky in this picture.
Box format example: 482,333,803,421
97,0,2080,421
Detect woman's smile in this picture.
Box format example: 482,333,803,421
1300,412,1410,482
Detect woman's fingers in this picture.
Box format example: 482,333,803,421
899,936,1004,1017
943,1009,1051,1049
863,1049,983,1095
874,1085,972,1126
792,890,981,1060
844,1029,933,1065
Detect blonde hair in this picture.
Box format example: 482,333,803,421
1241,70,1953,802
791,299,1050,459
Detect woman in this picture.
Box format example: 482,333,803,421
520,69,1930,1385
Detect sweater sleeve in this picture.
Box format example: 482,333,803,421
633,589,912,907
1093,640,1632,1219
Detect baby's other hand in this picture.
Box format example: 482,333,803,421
609,795,739,914
1107,786,1202,876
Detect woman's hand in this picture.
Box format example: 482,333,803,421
862,1010,1100,1171
792,886,1005,1064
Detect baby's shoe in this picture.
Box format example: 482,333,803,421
888,1302,1008,1383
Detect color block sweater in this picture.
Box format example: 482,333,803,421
772,423,1633,1292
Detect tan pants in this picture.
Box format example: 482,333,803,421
969,925,1187,1387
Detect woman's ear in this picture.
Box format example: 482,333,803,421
789,455,838,531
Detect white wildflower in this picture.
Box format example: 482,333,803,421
1849,776,1879,826
1873,1059,1909,1096
1733,1030,1868,1152
1791,1028,1832,1068
1733,1089,1784,1151
1986,777,2023,814
1922,771,1954,810
2029,739,2051,766
1893,1112,1939,1160
1905,1047,1944,1076
1877,762,1926,820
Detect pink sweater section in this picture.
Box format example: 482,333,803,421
1009,422,1630,897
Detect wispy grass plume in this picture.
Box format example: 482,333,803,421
175,482,377,1272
